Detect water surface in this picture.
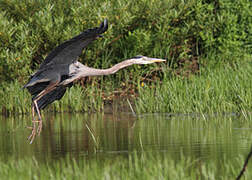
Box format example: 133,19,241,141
0,113,251,162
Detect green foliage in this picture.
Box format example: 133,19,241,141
0,80,30,114
0,0,251,82
0,152,251,179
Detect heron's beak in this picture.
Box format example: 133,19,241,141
149,58,166,63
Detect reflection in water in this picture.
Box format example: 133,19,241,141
0,113,251,163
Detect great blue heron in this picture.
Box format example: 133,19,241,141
24,19,165,143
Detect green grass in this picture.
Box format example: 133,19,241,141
0,80,104,114
1,58,251,114
136,58,252,114
0,152,251,180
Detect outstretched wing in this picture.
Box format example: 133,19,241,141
39,19,108,68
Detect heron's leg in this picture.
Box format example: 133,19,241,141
32,81,58,118
34,100,42,121
32,104,35,121
28,104,37,144
33,100,42,134
33,83,58,132
27,81,59,143
28,102,44,143
27,104,36,127
34,81,59,103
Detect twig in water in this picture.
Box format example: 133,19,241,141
127,98,136,116
236,145,252,180
85,124,98,149
139,132,143,151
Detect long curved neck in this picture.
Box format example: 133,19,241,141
61,59,137,86
79,59,135,77
103,59,135,75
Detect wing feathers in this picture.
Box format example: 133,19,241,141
40,19,108,67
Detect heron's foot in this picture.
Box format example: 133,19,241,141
37,120,43,135
27,120,43,144
28,126,36,144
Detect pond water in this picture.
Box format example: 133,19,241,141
0,112,251,162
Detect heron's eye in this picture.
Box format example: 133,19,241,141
133,55,143,59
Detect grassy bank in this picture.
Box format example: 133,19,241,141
0,152,251,180
136,57,252,114
1,57,251,114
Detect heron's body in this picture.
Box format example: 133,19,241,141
24,19,165,143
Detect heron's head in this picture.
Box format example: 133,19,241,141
131,55,166,64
